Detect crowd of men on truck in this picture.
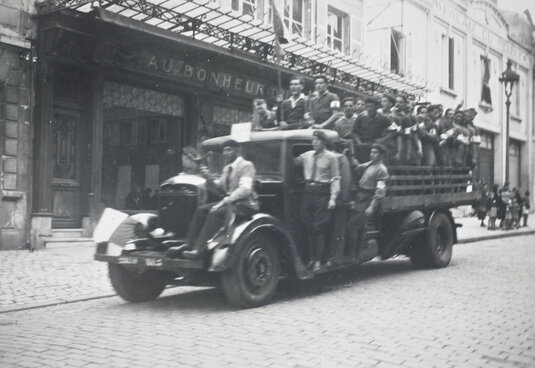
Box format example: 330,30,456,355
251,75,482,169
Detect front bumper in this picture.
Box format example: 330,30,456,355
95,251,205,272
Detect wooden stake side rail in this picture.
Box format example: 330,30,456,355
381,166,480,213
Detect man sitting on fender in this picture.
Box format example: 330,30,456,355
169,139,259,259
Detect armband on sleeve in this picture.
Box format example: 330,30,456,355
330,100,340,109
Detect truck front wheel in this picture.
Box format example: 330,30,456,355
221,234,280,308
108,263,168,302
410,212,453,268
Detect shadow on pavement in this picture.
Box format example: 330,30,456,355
111,257,426,312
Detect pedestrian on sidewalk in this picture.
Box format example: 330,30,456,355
522,191,530,227
498,182,510,229
510,190,520,230
475,182,490,227
489,184,501,230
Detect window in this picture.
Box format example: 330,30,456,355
509,141,520,157
204,142,281,176
283,0,312,39
120,121,137,146
390,29,402,75
480,133,493,150
327,7,348,54
232,0,262,18
442,35,454,89
148,118,167,144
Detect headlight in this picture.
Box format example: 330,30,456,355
124,243,137,251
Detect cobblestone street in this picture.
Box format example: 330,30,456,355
1,234,534,368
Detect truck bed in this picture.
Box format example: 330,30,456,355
381,166,480,213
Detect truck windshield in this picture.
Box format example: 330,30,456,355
203,142,281,177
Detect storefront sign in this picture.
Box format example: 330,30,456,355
129,49,287,100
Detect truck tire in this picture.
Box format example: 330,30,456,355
410,212,453,269
108,263,167,302
221,233,280,308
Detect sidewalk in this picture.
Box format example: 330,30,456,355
1,217,534,313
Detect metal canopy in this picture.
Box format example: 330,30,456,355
39,0,428,96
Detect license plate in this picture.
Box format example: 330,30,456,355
118,256,138,265
145,258,163,267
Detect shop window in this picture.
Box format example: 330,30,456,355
148,118,167,144
283,0,312,39
120,121,137,146
327,7,349,54
138,120,147,144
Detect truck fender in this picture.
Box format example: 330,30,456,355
385,210,427,257
208,214,300,275
427,208,457,244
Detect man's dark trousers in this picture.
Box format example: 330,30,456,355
186,201,257,252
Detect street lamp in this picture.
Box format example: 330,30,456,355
498,60,519,183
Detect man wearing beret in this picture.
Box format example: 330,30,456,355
352,97,391,163
347,143,389,262
294,130,340,271
170,139,259,259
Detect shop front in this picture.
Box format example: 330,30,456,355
30,9,305,245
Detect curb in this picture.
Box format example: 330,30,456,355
0,292,116,314
457,229,535,244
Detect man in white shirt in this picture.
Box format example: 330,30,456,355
172,140,259,259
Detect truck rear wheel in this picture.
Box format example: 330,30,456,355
410,212,453,269
221,234,280,308
108,263,167,302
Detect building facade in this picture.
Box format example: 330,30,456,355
0,0,35,249
364,0,534,198
25,0,424,248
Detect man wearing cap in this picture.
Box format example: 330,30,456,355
309,75,341,129
347,143,389,262
352,96,391,163
294,130,340,271
170,140,259,259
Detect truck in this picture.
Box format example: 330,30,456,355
93,129,480,308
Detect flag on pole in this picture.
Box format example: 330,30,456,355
271,0,290,58
481,56,492,106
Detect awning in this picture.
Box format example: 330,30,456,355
39,0,429,97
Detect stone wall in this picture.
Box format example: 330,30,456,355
0,0,35,250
